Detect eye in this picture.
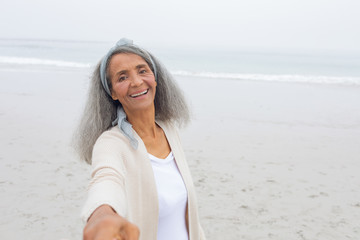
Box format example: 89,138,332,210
139,69,147,74
119,75,127,81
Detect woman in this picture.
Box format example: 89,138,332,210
73,38,205,240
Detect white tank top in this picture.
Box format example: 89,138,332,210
149,152,189,240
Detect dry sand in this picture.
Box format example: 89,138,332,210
1,66,360,239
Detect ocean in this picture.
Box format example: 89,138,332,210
1,38,360,86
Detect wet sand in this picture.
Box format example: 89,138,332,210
1,66,360,239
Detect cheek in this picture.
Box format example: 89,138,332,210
112,82,130,97
144,76,157,88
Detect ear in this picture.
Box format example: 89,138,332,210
111,93,118,101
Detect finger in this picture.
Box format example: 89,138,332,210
120,224,140,240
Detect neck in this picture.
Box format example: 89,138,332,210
124,104,158,138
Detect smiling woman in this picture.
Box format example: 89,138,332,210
72,38,205,240
108,54,157,115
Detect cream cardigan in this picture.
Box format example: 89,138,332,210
81,121,205,240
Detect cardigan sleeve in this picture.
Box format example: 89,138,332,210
81,131,128,223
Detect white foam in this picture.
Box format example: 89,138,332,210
0,56,90,68
171,70,360,86
1,56,359,86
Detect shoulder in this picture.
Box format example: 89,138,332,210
93,126,129,152
157,120,184,148
96,126,127,144
157,120,179,137
91,126,134,167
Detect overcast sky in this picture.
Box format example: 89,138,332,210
1,0,359,51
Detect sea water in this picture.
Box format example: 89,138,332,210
1,38,360,85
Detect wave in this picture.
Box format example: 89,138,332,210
0,56,90,68
171,70,360,86
1,56,359,86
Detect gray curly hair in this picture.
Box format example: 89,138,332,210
72,44,190,164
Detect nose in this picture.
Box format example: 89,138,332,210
130,73,143,87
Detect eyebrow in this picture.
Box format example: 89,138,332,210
114,64,149,77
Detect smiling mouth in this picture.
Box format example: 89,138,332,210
130,89,149,98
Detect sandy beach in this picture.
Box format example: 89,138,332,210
1,65,360,239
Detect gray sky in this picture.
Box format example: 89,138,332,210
1,0,359,51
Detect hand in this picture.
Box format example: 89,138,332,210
83,205,140,240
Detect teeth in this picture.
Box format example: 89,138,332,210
130,89,148,97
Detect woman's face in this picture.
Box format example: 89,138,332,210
108,53,157,114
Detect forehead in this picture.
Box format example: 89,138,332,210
108,53,149,71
